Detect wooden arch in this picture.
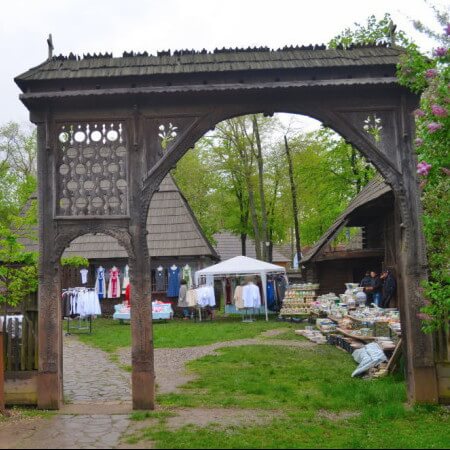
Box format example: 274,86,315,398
15,45,438,410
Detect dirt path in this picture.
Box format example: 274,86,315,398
118,332,316,394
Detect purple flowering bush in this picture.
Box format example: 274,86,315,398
398,24,450,333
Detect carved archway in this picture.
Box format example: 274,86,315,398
16,44,438,410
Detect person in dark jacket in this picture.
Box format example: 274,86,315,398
364,270,382,307
380,270,397,308
360,271,373,307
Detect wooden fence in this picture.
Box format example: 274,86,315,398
1,293,38,373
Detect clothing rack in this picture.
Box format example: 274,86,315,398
62,287,97,335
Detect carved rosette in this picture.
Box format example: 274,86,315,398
56,122,129,217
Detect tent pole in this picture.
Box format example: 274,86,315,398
262,272,269,322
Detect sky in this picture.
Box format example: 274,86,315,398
0,0,448,126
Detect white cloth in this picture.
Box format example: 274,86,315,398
69,289,102,317
242,283,261,308
122,265,130,293
196,286,216,307
80,268,89,285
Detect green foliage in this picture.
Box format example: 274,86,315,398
0,122,37,227
0,228,37,306
61,256,89,268
329,13,410,49
396,9,450,333
77,317,294,353
174,117,372,254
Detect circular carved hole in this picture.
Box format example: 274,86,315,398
84,180,95,191
99,146,111,158
83,147,95,158
116,146,127,157
59,132,70,143
92,197,103,208
106,130,119,142
59,164,70,175
60,198,71,209
75,164,86,175
66,147,78,159
67,181,78,191
75,197,87,209
92,163,102,174
108,196,120,208
74,131,86,143
117,179,127,191
90,130,102,142
100,179,111,190
108,163,119,173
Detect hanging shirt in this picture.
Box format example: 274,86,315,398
186,289,198,307
108,267,121,298
155,268,165,292
234,286,245,309
167,266,181,297
122,265,130,294
95,267,106,300
196,286,216,307
267,280,276,310
182,265,193,288
80,268,89,285
242,283,261,308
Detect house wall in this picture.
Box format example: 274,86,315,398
313,257,383,296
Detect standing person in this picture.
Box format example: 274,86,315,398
380,269,397,308
360,271,372,288
178,279,189,320
365,270,382,307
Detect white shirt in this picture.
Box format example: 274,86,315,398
242,283,261,308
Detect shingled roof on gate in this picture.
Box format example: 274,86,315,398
15,44,403,85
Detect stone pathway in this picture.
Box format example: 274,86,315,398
2,415,130,449
63,336,131,404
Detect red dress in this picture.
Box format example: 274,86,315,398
125,284,131,307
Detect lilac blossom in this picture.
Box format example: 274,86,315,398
425,68,438,78
427,122,443,133
433,47,448,57
431,104,447,117
445,23,450,36
414,137,424,147
414,109,426,117
417,161,432,176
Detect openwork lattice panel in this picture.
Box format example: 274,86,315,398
56,122,129,217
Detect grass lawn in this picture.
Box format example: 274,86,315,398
77,317,297,353
127,345,449,449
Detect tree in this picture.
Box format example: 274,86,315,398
0,122,37,227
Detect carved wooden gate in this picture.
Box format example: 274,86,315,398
15,44,439,409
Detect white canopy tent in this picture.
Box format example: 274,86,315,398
195,256,287,321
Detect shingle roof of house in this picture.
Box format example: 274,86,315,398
302,176,392,263
213,232,291,263
15,45,402,85
21,175,218,260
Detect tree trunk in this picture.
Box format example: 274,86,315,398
284,135,302,266
252,115,269,261
241,233,247,255
247,176,262,259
